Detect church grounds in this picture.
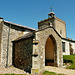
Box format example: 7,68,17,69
63,55,75,69
0,71,66,75
43,71,66,75
0,74,27,75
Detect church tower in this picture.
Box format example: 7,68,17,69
38,8,66,38
48,11,55,17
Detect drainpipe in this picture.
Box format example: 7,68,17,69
6,24,11,68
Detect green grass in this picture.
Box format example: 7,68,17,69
63,55,75,69
43,71,66,75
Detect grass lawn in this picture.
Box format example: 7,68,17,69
63,55,75,69
43,71,66,75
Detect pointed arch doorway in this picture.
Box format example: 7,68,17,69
45,35,57,66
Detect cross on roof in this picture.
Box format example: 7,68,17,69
50,7,53,12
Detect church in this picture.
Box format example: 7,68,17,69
0,11,75,74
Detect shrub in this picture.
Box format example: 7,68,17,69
63,55,75,69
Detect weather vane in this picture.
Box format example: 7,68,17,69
50,7,53,12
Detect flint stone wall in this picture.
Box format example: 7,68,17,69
13,38,33,73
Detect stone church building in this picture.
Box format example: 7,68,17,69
0,11,75,74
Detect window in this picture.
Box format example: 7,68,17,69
62,42,65,52
60,30,62,34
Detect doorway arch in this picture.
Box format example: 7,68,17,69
45,35,57,66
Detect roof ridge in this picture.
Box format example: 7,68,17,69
12,32,33,42
4,20,37,31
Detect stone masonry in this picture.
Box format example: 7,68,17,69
0,19,35,68
0,11,75,74
13,38,33,73
32,27,63,74
0,21,3,64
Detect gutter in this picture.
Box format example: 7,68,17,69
6,24,11,67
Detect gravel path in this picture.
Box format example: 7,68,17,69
44,66,75,75
0,66,29,74
0,66,75,75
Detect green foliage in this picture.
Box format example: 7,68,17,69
43,71,66,75
58,74,66,75
63,55,75,69
43,71,56,75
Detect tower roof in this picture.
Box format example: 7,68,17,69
48,11,55,15
48,11,55,17
48,7,55,17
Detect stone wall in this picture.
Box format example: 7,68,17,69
38,17,66,38
0,22,32,67
0,21,3,64
32,27,63,74
1,22,9,67
55,18,66,38
71,43,75,54
13,38,33,73
62,39,75,55
62,39,70,55
38,17,55,29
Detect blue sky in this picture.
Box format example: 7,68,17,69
0,0,75,39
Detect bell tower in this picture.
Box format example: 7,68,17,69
48,7,55,17
38,7,66,38
38,7,56,29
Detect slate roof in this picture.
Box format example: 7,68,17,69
12,32,34,42
4,20,36,31
48,11,55,15
12,26,75,43
13,26,61,42
62,37,75,42
36,27,75,42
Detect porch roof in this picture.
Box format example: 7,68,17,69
12,32,34,42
